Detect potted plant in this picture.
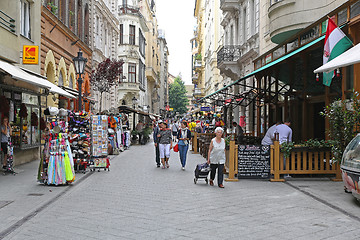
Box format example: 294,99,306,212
47,2,58,14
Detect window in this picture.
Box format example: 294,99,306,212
59,0,66,23
139,60,144,87
69,75,73,88
69,0,75,32
128,63,136,83
351,1,360,19
139,29,145,57
129,25,136,45
77,0,83,38
21,0,31,39
120,24,124,44
84,4,89,44
58,71,64,86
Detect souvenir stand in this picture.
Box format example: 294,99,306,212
38,108,75,185
90,115,110,171
68,112,91,173
115,114,125,152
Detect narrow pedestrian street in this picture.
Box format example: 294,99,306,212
1,141,360,240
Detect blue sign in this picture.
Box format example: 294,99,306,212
201,107,211,111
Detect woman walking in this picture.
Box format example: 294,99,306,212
1,116,12,170
207,127,225,188
177,121,191,170
157,121,173,169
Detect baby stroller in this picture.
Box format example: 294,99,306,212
194,162,210,184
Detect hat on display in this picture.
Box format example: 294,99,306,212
49,107,59,116
59,108,68,116
158,120,163,124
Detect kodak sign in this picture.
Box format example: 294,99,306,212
23,45,39,64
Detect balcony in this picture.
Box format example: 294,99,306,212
268,0,341,44
118,81,140,92
0,10,15,33
194,60,202,69
220,0,241,12
193,88,203,97
192,73,199,81
146,67,160,87
118,5,148,32
217,45,242,79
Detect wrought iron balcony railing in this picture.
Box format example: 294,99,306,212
0,10,15,33
217,45,241,65
118,5,140,14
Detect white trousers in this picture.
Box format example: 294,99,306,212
159,144,170,158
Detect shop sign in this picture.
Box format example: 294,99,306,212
22,93,38,105
23,45,39,64
200,107,211,111
265,54,272,64
169,108,173,111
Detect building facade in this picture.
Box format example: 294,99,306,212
157,29,169,114
41,0,92,111
91,0,120,113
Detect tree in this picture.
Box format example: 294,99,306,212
90,58,124,112
169,76,189,114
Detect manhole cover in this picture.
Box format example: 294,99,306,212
27,193,44,196
0,201,13,209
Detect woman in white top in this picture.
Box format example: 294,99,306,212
207,127,225,188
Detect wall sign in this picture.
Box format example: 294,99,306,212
23,45,39,64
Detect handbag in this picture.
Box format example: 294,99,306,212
173,143,179,152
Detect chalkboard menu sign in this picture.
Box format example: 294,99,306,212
238,145,270,179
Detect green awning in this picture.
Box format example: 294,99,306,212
200,34,325,102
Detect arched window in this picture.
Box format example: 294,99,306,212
77,0,83,38
58,71,64,86
84,4,89,44
69,75,73,88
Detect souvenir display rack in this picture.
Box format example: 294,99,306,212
38,116,75,185
68,112,91,173
90,115,110,171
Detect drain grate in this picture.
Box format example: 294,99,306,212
298,185,310,188
27,193,44,196
0,201,13,210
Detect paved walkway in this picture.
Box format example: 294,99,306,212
1,141,360,239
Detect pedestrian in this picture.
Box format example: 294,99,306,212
232,121,244,144
207,127,225,188
177,121,191,170
153,120,161,168
157,121,173,169
171,120,179,142
136,120,144,143
261,121,282,145
1,116,12,170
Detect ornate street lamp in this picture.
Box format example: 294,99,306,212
132,96,138,130
73,49,88,111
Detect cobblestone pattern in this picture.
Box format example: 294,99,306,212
2,142,360,239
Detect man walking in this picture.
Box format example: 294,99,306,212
153,120,161,167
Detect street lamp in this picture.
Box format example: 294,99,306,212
132,96,137,130
73,49,87,111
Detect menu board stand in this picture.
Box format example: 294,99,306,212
237,145,271,179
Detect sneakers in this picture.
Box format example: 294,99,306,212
162,165,165,169
181,167,185,171
157,165,160,168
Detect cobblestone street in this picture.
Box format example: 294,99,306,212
2,142,360,239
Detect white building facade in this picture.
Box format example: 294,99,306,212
91,0,120,113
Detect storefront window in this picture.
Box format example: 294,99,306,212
273,45,285,59
1,90,40,149
300,26,319,45
287,38,298,52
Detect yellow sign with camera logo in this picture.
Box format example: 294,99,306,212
23,45,39,64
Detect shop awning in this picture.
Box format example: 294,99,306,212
200,34,325,102
314,43,360,73
0,60,76,98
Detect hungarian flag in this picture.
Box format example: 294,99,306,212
323,18,352,86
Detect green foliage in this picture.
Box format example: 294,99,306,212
131,130,139,136
280,142,295,158
47,2,57,13
195,54,202,60
302,139,334,148
141,127,152,138
320,90,360,162
169,76,189,114
224,136,231,147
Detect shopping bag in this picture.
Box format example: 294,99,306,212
173,143,179,152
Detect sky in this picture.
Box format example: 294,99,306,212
155,0,196,85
